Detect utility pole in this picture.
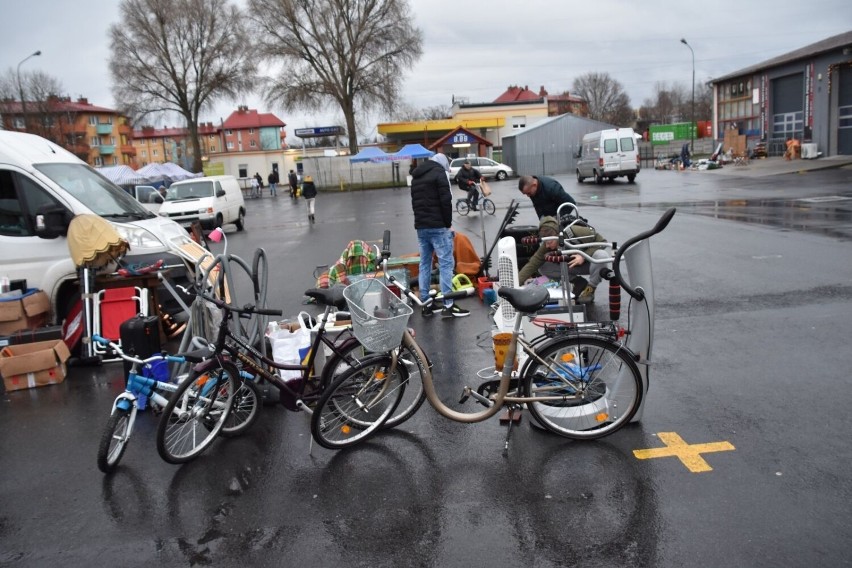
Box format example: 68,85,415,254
16,50,42,131
680,39,695,154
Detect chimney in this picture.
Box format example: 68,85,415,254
77,97,89,105
539,86,548,96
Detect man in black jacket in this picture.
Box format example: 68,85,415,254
518,175,577,219
454,159,482,211
410,153,469,318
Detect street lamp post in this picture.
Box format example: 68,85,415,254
680,38,695,154
16,50,42,131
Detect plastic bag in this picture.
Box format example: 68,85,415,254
270,312,312,380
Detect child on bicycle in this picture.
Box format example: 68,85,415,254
454,159,482,211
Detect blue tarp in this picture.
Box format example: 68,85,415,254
383,143,434,161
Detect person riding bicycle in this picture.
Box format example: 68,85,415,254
454,159,482,211
517,215,610,305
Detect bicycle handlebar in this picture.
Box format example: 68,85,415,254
198,292,283,317
613,207,676,300
91,334,184,366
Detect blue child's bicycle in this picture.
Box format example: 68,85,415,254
93,334,234,472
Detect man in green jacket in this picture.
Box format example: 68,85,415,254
517,216,610,305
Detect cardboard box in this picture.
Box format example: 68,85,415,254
0,339,71,393
0,325,64,348
0,290,50,335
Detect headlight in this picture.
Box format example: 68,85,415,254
113,223,166,250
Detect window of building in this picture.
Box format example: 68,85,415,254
772,112,803,136
88,116,97,125
249,128,254,134
227,141,234,149
112,157,118,165
153,149,158,156
226,129,233,136
94,156,103,166
13,118,24,129
91,137,99,146
250,139,256,147
238,164,248,178
110,136,116,145
210,145,216,152
141,150,147,158
511,116,526,129
106,116,112,124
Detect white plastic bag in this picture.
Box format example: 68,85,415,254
270,313,312,380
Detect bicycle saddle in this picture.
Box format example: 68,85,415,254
497,286,550,313
304,285,348,310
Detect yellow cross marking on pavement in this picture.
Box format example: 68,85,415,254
633,432,735,473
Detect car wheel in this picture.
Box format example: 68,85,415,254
235,209,245,231
496,170,507,181
627,174,636,183
576,170,585,183
215,213,223,228
595,171,603,184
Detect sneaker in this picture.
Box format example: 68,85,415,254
421,304,435,317
441,304,470,318
576,284,596,305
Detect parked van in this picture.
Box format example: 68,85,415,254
576,128,640,184
0,131,198,327
158,175,245,231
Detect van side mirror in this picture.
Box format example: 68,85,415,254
35,206,71,239
216,189,226,198
574,150,582,159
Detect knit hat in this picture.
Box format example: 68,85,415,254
429,153,450,172
538,216,559,236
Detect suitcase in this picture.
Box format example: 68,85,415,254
118,315,161,382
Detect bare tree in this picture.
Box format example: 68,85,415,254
392,102,452,122
247,0,423,153
108,0,256,171
571,72,633,126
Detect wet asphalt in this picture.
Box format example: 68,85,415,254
2,159,852,567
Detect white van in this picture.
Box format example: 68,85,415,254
0,131,198,326
131,185,164,213
158,175,245,231
576,128,640,184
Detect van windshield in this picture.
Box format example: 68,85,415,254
165,181,214,201
34,163,152,220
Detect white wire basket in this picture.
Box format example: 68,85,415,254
343,278,413,353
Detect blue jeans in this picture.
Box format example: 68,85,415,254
417,227,455,307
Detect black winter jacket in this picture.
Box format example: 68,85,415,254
410,160,452,229
530,175,576,219
454,165,481,190
301,181,317,199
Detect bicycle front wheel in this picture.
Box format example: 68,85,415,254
322,339,428,429
97,407,132,473
482,199,496,215
522,336,642,439
311,355,406,450
156,362,237,463
456,200,470,216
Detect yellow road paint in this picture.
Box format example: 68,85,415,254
633,432,735,473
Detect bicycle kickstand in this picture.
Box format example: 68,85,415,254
502,404,522,457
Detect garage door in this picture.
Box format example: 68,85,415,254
838,66,852,155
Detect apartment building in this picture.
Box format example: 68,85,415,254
132,122,220,170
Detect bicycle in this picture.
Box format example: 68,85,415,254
191,285,411,451
337,208,676,453
456,181,495,216
92,334,212,472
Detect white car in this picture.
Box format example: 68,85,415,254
449,157,514,181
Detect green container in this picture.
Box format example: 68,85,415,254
649,123,696,145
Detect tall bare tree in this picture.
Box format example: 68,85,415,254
109,0,255,171
247,0,423,153
571,72,634,127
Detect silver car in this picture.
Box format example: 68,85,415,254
449,157,514,181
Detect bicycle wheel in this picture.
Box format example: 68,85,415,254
456,200,470,216
219,373,262,437
322,338,428,429
156,362,237,463
482,198,496,215
522,336,642,439
97,407,132,473
311,355,405,450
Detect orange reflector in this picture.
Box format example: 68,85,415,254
560,353,575,363
595,412,609,422
341,424,351,435
196,374,210,386
375,371,386,380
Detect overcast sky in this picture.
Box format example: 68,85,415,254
1,0,850,139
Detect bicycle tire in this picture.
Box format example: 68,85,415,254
219,374,262,437
156,362,237,464
456,200,470,216
310,354,405,450
521,336,642,439
97,407,132,473
322,338,428,429
482,199,496,215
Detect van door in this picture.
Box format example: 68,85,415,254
0,168,74,296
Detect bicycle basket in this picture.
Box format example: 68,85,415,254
343,278,413,352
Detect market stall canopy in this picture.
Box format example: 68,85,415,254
349,147,390,163
98,165,152,186
67,214,129,268
136,162,201,182
385,143,434,161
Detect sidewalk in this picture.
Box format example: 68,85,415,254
704,154,852,178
